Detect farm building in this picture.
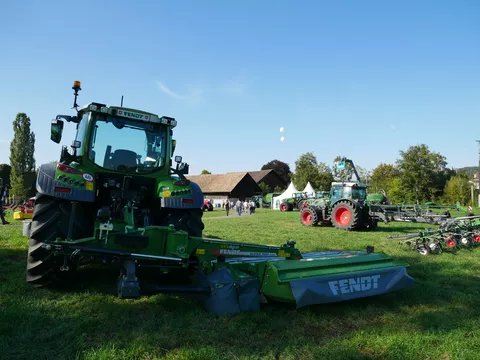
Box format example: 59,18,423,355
186,172,262,207
247,169,287,190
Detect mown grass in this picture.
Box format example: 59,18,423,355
1,209,480,359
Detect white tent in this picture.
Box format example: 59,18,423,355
302,182,316,198
272,181,300,210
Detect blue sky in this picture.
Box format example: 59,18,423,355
1,0,479,175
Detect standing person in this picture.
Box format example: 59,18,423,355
243,199,248,214
225,199,230,216
0,185,9,225
250,200,256,214
235,199,242,216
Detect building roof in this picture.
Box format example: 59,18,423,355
248,169,274,183
187,172,254,193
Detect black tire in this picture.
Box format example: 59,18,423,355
286,203,294,211
166,208,204,237
26,194,93,288
297,200,306,210
364,218,378,231
331,200,361,230
300,206,319,226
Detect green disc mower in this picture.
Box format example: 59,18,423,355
25,81,414,315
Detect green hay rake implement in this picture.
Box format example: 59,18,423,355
386,215,480,255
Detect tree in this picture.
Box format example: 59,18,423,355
397,144,448,203
316,162,334,191
291,152,318,190
201,169,211,175
387,178,406,204
273,185,284,193
0,164,11,189
291,152,333,191
442,173,471,205
369,163,401,195
261,159,291,183
9,113,35,198
258,182,271,196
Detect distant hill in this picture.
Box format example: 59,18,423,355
456,166,478,178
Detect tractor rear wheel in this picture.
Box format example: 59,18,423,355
26,194,93,288
331,200,361,230
300,206,319,226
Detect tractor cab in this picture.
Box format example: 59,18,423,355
35,80,204,239
330,182,367,205
52,104,182,175
315,191,329,199
293,192,307,200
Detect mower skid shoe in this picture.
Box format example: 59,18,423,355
118,259,141,299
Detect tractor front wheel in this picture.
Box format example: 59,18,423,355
300,206,319,226
280,203,288,212
331,200,361,230
26,194,93,288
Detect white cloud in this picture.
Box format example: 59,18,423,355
156,81,184,99
156,81,204,104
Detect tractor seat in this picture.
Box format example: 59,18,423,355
109,149,138,169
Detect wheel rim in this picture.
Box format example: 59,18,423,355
280,204,287,211
446,239,456,248
335,207,351,226
302,210,313,225
474,235,480,243
416,245,429,255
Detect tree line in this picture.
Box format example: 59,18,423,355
259,144,475,205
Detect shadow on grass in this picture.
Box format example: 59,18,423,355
376,223,436,233
2,246,480,359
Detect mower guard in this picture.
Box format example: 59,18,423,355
210,250,413,313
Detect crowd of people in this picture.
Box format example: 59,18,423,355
222,199,256,216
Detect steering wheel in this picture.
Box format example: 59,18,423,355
103,145,112,168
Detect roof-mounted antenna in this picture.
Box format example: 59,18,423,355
121,95,124,107
72,80,82,111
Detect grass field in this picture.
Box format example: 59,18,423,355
1,208,480,360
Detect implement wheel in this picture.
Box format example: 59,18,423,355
331,200,361,230
26,194,93,288
300,206,319,226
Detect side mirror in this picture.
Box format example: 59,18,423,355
51,119,64,144
172,139,176,155
174,155,182,163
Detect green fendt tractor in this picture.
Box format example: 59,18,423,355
300,159,391,230
25,83,414,315
279,192,308,212
300,181,383,230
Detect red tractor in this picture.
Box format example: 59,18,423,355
202,199,214,212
